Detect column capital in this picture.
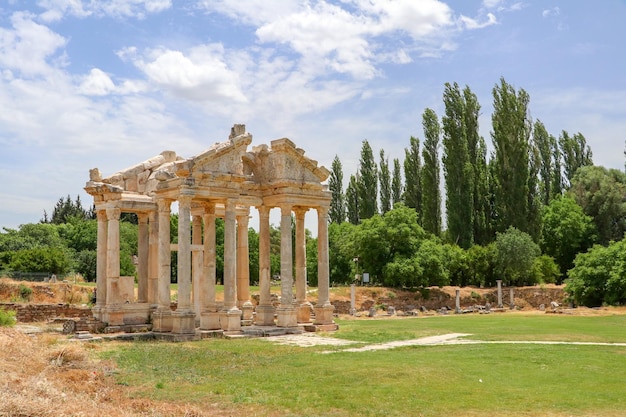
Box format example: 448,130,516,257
257,205,270,218
178,194,193,207
97,209,107,222
202,202,216,215
137,212,149,224
105,207,121,220
279,203,293,215
157,199,172,213
293,206,308,218
317,205,330,218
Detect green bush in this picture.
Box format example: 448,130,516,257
0,308,16,327
18,284,32,301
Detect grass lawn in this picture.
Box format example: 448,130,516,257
99,313,626,416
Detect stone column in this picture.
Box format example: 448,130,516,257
496,279,503,308
314,205,335,327
152,199,172,332
237,209,254,322
192,214,203,319
93,209,108,320
220,199,241,332
200,203,220,330
349,284,356,316
137,213,149,303
147,210,159,308
172,194,195,334
105,207,123,326
510,288,515,310
294,207,311,323
455,289,461,314
277,203,297,327
255,205,275,326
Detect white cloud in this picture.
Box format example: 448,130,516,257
542,7,560,18
78,68,116,95
135,45,248,103
195,0,301,26
36,0,171,21
459,12,497,30
482,0,502,8
0,12,67,77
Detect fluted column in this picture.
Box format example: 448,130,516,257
192,214,203,318
137,213,149,303
236,210,251,306
220,199,241,332
156,199,172,311
147,210,159,307
200,203,220,330
277,203,297,327
177,195,192,312
294,207,311,323
255,205,274,325
94,210,108,319
223,200,238,310
314,205,335,327
105,207,120,305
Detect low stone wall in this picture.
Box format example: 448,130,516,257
0,303,92,323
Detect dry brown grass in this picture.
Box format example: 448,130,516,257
0,327,246,417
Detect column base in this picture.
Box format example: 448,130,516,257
220,308,242,332
241,301,255,321
151,309,173,332
276,306,297,328
92,305,105,321
314,305,335,325
297,301,313,323
255,305,275,326
171,310,196,334
200,310,221,330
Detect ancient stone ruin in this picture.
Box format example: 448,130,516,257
85,124,336,339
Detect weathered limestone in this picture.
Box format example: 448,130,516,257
86,124,336,336
497,279,503,308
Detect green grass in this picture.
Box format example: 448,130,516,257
98,314,626,416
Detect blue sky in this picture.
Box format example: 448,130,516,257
1,0,625,231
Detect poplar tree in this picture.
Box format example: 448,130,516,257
420,108,441,236
403,136,422,223
346,174,360,225
560,131,593,187
379,149,391,214
391,158,402,205
491,77,532,234
442,82,473,248
328,155,345,224
357,140,378,220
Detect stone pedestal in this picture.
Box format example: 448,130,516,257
241,301,255,321
151,310,173,332
276,306,297,328
171,311,196,334
106,307,124,326
255,305,275,326
297,301,313,323
314,305,335,325
220,308,242,332
200,311,221,330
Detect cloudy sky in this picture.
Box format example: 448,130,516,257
1,0,625,230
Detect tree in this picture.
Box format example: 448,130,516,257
566,239,626,306
357,140,378,220
346,174,360,225
569,166,626,245
379,149,391,214
403,136,422,222
540,195,595,282
442,82,473,248
495,227,540,286
421,108,441,236
491,77,533,235
534,120,555,205
43,195,92,224
391,158,402,205
328,155,345,224
328,222,357,284
560,131,593,187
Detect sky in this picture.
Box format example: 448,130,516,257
1,0,625,231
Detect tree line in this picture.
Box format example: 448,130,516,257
327,77,626,306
